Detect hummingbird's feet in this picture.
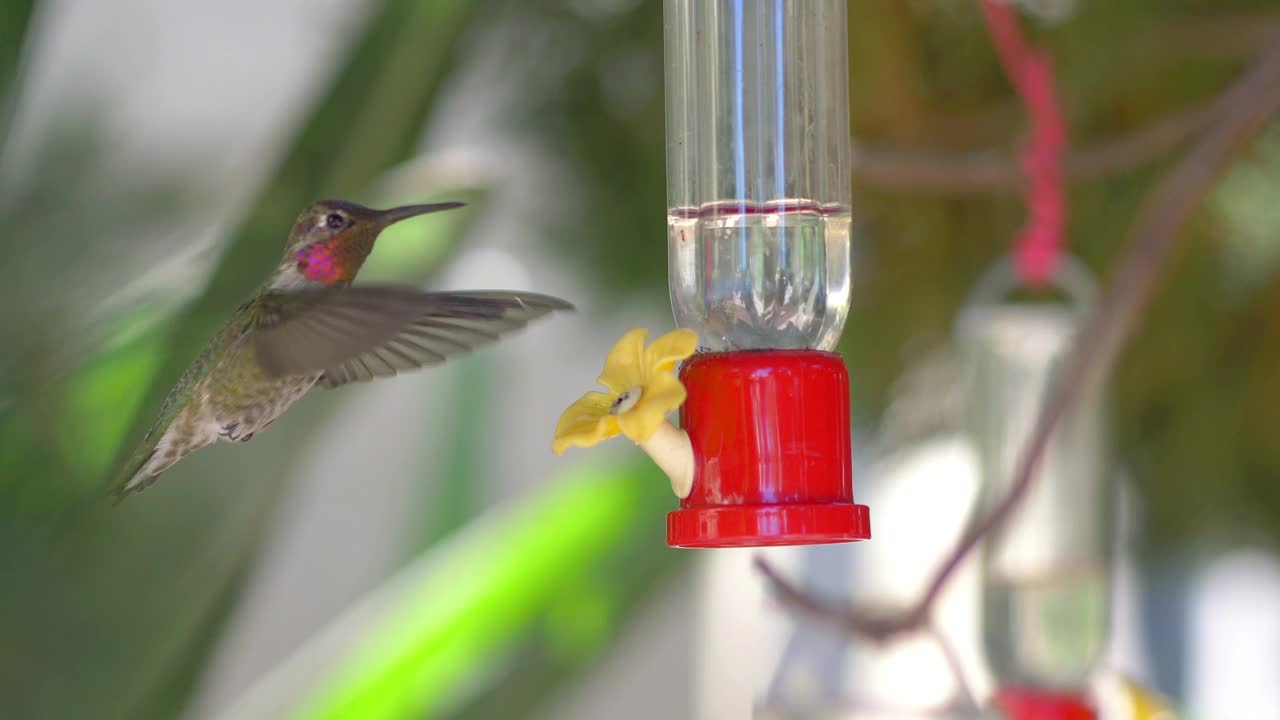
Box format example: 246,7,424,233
219,415,278,442
219,421,254,443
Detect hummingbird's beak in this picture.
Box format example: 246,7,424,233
377,201,466,227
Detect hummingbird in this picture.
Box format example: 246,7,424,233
113,199,572,498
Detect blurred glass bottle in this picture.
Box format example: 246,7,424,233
957,259,1112,708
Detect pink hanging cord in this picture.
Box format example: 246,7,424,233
979,0,1068,288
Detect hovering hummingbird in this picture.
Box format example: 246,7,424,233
113,199,572,498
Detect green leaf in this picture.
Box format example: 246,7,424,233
214,457,678,720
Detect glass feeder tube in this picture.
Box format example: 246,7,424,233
958,260,1110,717
663,0,870,548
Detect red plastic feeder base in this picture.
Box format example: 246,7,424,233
666,349,871,548
995,687,1096,720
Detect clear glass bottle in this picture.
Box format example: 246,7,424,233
664,0,852,351
957,261,1112,693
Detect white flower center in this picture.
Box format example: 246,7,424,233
610,387,643,415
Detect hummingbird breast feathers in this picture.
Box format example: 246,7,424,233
120,335,321,494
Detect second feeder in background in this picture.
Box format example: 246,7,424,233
958,258,1111,718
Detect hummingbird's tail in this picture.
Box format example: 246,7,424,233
110,418,216,502
110,446,161,503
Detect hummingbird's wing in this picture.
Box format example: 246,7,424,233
253,287,573,387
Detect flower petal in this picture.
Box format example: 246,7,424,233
642,371,688,412
598,327,648,393
552,391,620,454
645,328,699,376
554,391,613,433
552,416,619,454
617,372,687,443
616,401,666,444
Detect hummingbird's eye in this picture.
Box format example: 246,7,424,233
325,212,347,229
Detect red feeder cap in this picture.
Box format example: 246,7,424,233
995,687,1096,720
667,350,871,548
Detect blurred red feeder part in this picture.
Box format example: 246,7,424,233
996,687,1096,720
666,350,871,548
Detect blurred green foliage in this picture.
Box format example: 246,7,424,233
0,0,36,136
283,458,675,720
0,1,489,717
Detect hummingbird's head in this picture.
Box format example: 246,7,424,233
284,199,464,285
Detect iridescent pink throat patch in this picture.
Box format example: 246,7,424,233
296,242,343,283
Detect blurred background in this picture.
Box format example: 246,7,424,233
1,0,1279,718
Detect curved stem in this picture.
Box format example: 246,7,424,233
638,420,694,498
850,103,1213,193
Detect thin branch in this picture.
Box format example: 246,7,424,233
1156,15,1280,61
849,13,1280,194
1069,105,1216,180
762,31,1280,642
851,104,1214,193
754,556,923,643
929,621,980,711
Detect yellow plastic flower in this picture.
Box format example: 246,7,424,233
553,327,698,455
1120,676,1177,720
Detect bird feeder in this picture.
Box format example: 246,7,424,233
662,0,870,548
958,257,1109,718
